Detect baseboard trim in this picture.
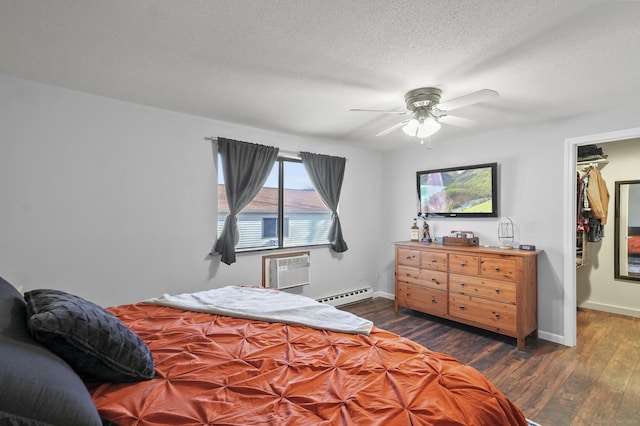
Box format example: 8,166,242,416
373,291,395,300
537,330,565,345
578,301,640,318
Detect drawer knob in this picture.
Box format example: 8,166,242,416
460,282,465,287
431,296,436,303
495,288,500,293
431,258,436,263
406,256,412,260
406,292,411,297
431,277,436,281
460,262,466,267
494,266,500,271
494,312,500,318
406,273,411,276
459,305,465,309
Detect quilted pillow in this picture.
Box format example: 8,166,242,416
0,277,102,425
24,288,155,382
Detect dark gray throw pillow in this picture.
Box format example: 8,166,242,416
0,277,103,426
24,288,155,382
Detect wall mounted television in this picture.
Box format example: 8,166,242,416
417,162,498,218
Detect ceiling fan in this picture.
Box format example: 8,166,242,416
351,87,499,139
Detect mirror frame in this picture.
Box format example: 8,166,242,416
614,180,640,281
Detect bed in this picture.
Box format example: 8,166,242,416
1,278,528,425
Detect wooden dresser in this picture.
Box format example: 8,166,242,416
395,242,539,350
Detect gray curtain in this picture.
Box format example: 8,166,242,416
300,151,348,253
213,138,279,265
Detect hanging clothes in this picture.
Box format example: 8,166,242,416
577,172,590,234
585,166,610,225
577,166,610,242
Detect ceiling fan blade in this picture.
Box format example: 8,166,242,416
375,120,408,137
350,108,407,115
438,114,477,128
438,89,499,111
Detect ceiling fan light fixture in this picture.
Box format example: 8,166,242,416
402,118,420,136
402,116,440,138
416,117,441,138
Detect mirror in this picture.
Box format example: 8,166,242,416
614,180,640,281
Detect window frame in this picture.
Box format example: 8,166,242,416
218,155,331,253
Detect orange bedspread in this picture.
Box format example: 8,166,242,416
90,303,527,426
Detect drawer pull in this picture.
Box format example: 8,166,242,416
431,296,436,303
460,282,465,287
405,273,411,276
494,312,500,318
495,288,500,293
406,292,411,297
459,305,465,310
405,256,413,260
431,277,436,281
494,266,500,271
460,262,466,267
431,258,436,263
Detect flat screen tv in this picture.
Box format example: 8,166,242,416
417,162,498,218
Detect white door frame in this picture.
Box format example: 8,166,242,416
563,126,640,347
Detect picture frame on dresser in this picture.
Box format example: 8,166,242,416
395,242,539,350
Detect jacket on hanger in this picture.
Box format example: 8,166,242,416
585,166,610,225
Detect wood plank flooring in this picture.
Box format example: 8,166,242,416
339,298,640,426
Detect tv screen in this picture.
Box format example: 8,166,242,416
417,162,498,218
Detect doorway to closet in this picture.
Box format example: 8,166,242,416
564,127,640,347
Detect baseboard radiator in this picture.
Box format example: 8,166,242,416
317,286,373,307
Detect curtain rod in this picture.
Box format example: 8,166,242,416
204,136,299,157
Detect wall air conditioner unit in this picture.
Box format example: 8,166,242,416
269,254,311,289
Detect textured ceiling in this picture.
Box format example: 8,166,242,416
1,0,639,150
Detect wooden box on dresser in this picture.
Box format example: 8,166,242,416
395,242,539,350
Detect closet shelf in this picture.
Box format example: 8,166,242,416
577,158,609,169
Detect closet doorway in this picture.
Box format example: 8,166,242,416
564,127,640,347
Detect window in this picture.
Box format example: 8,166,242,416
262,217,289,239
218,156,331,250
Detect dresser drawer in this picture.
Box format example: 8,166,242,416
449,273,516,304
448,254,480,275
397,248,420,267
397,265,448,290
448,293,517,334
480,257,517,281
397,283,447,317
419,250,448,272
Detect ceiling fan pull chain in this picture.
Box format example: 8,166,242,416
420,136,432,149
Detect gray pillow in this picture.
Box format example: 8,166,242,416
0,277,102,426
24,288,155,382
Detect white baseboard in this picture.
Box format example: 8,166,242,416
578,301,640,318
373,291,395,300
537,330,565,345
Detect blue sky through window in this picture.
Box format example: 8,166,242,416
217,158,313,190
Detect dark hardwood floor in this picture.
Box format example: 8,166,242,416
339,297,640,426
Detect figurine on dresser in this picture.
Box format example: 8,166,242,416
421,220,432,243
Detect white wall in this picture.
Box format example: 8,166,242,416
0,76,382,307
3,74,640,344
380,104,640,341
577,138,640,317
